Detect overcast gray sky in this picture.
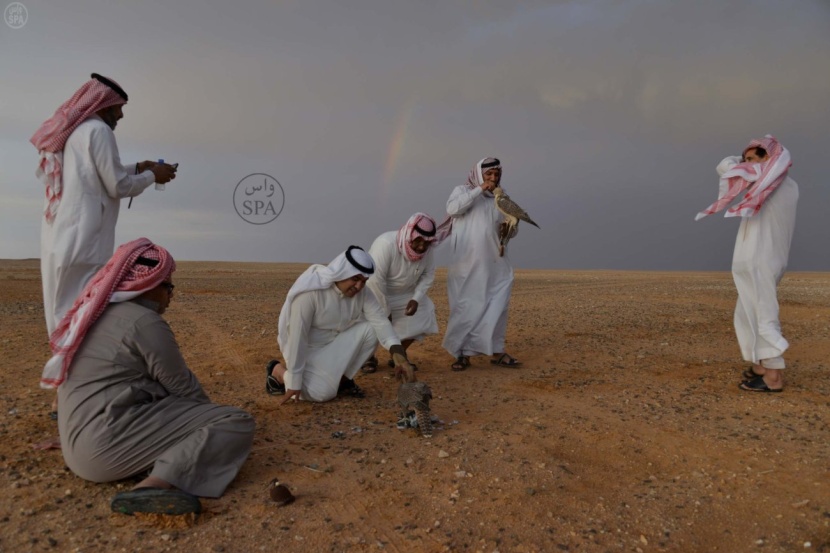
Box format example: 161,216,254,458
1,0,828,270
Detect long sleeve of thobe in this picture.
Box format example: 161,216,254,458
362,289,401,350
282,291,316,391
132,314,210,402
366,238,393,316
411,254,435,304
89,124,155,199
447,186,484,217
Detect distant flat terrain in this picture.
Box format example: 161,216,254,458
2,260,828,552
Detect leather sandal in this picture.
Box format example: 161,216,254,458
266,360,285,395
361,356,379,374
491,353,521,367
451,355,470,372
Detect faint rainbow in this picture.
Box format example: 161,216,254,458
380,98,418,205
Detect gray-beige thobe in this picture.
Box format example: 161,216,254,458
57,301,255,498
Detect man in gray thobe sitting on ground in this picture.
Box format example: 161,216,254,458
41,237,255,516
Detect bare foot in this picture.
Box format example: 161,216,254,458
133,475,174,490
32,437,61,450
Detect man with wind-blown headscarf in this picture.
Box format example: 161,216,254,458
696,135,799,393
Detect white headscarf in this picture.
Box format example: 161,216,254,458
277,246,375,351
465,157,502,193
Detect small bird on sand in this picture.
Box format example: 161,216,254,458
493,186,540,257
268,479,295,506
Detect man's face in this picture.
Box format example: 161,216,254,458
142,279,175,314
482,167,502,187
97,105,124,130
743,148,768,164
335,274,367,298
410,236,431,255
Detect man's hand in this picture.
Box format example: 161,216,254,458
136,160,157,173
280,389,302,405
498,222,509,240
405,300,418,316
480,180,496,193
150,163,178,185
390,344,415,383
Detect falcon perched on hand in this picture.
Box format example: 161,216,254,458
493,186,539,257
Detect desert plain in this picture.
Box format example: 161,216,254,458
1,259,828,553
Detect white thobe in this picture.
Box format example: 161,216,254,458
718,157,799,367
280,285,401,401
442,185,514,357
367,231,439,342
40,115,155,335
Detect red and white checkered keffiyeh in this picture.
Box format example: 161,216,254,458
695,135,792,220
396,213,446,262
30,75,128,224
40,237,175,389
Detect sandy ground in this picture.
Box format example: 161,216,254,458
1,259,828,553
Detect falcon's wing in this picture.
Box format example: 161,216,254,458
496,194,539,227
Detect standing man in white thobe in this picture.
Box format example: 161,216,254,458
696,135,799,393
266,246,414,403
442,157,521,372
31,73,178,339
363,213,443,373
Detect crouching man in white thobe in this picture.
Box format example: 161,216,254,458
362,213,443,373
266,246,414,402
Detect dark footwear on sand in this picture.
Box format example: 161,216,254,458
338,378,365,398
361,356,379,374
266,360,285,395
491,353,521,367
111,488,202,516
451,355,470,372
739,376,782,393
742,366,765,380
